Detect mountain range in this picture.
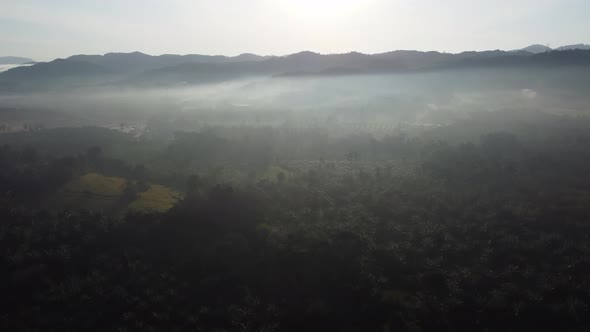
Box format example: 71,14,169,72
1,44,590,91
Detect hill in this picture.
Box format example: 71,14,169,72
517,44,551,54
556,44,590,51
0,59,109,80
515,43,590,53
0,56,34,65
0,59,111,91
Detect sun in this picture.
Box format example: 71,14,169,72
278,0,369,20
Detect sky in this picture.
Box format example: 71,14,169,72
1,0,589,61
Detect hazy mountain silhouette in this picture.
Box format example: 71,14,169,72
556,44,590,51
230,53,274,62
0,56,34,65
67,52,273,74
2,48,590,90
517,44,551,54
1,59,109,80
0,59,110,91
515,44,590,53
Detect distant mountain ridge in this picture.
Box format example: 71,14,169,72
515,43,590,53
0,56,34,65
0,59,109,80
1,47,590,90
517,45,551,54
556,44,590,51
66,52,273,74
122,49,590,86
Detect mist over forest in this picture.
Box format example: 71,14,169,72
2,53,590,133
3,34,590,331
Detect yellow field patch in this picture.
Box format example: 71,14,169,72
128,185,182,213
257,165,291,182
63,173,127,197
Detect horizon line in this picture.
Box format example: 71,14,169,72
6,43,588,63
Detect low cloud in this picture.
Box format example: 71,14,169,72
0,64,32,73
521,89,538,99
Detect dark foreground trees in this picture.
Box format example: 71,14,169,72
3,151,590,331
3,117,590,330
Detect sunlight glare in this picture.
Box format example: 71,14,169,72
279,0,370,20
